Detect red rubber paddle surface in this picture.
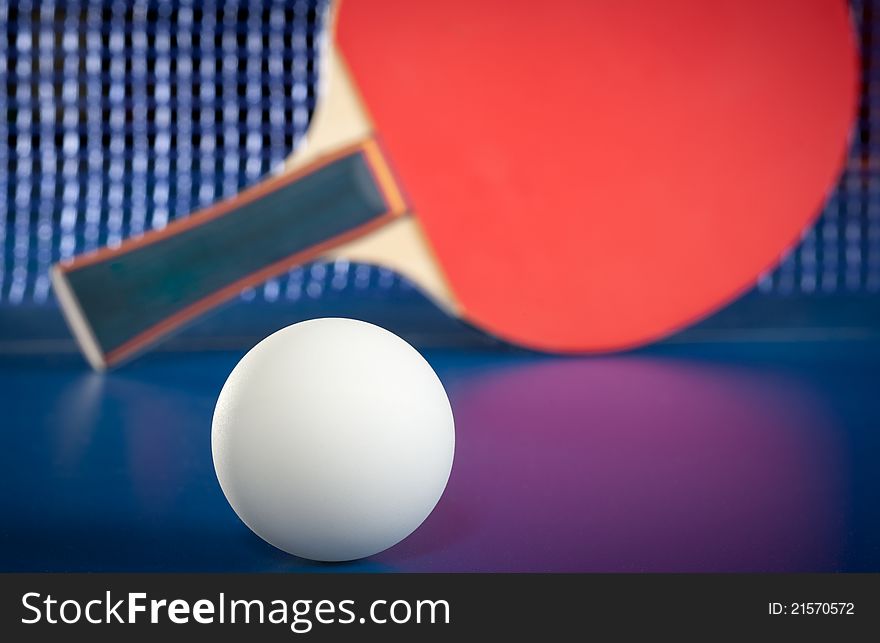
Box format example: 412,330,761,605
338,0,858,351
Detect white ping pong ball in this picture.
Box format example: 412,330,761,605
211,317,455,562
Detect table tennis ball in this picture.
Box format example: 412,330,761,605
212,318,455,562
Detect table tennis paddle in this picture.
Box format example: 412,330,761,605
52,0,858,370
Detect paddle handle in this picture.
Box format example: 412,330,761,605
52,139,407,370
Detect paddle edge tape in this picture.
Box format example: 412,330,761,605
52,139,408,370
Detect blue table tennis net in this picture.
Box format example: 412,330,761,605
0,0,878,315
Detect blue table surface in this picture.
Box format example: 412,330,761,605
2,340,879,572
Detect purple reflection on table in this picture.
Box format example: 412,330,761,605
383,356,848,571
